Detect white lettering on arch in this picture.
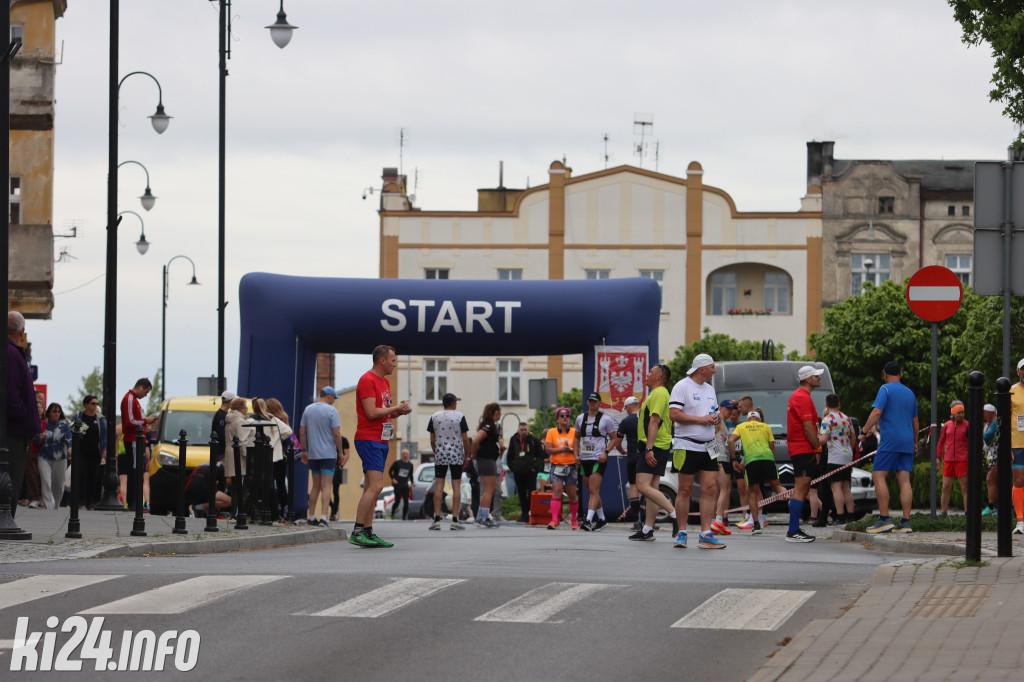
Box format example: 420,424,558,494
431,300,463,333
466,301,494,333
380,299,407,332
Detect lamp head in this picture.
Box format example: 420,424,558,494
140,188,157,211
266,5,297,49
188,275,200,286
149,103,171,134
136,233,150,255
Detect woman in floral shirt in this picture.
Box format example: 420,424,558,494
819,393,858,523
36,402,72,509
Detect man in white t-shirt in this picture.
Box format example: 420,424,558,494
668,353,725,549
427,393,471,530
574,392,621,532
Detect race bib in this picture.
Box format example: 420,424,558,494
581,441,597,455
381,422,394,440
1018,415,1024,432
398,469,409,478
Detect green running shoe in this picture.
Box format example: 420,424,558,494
364,532,394,548
348,530,372,547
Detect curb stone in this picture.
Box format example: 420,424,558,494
88,527,347,559
832,529,997,557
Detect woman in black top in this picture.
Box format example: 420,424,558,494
471,403,503,528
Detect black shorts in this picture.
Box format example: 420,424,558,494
789,452,817,478
677,449,718,475
626,461,637,485
825,462,852,483
721,460,744,480
434,463,463,481
636,447,670,475
744,459,779,486
580,460,607,477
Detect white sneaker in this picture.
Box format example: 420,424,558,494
736,517,755,530
1014,521,1024,535
428,519,441,531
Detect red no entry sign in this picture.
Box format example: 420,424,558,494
906,265,963,322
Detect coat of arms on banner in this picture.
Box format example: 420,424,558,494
594,346,648,412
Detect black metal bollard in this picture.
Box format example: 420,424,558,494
130,424,147,537
231,436,248,530
256,427,273,525
995,377,1013,557
173,429,189,535
286,437,296,524
95,436,122,511
205,431,220,533
66,418,85,539
965,371,984,561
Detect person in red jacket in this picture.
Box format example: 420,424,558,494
937,401,969,514
120,378,157,510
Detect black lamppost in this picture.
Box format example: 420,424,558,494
117,160,158,211
99,2,172,510
212,0,296,395
117,210,153,256
162,256,201,403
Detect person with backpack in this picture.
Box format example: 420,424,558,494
574,392,621,532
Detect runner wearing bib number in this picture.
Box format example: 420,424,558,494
543,408,579,530
574,393,620,532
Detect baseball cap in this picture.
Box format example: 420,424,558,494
883,361,902,376
746,412,761,421
686,353,715,375
442,392,460,406
984,403,997,413
221,390,236,401
797,365,825,381
587,392,601,402
719,399,737,409
321,386,341,398
1018,358,1024,370
624,396,640,407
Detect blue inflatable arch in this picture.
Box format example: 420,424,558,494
237,274,662,422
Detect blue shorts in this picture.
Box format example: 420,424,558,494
354,440,388,472
307,458,336,476
874,450,913,472
1012,448,1024,470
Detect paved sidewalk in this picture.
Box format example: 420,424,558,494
0,507,345,564
752,555,1024,681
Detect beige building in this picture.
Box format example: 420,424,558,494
375,159,823,454
7,0,65,319
809,141,979,307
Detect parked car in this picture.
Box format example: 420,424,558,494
374,486,396,519
411,462,456,519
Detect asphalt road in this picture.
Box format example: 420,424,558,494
0,520,922,681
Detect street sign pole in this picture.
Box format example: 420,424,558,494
930,322,938,520
1002,160,1013,379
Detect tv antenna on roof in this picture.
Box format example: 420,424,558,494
633,113,653,169
603,133,610,169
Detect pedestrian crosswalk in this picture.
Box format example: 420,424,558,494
0,575,815,633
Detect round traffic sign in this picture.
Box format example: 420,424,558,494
905,265,963,322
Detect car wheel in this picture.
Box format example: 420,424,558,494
656,485,676,521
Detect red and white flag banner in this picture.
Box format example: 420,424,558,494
594,346,648,414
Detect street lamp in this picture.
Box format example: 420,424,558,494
117,160,158,211
162,256,201,403
213,0,297,395
117,210,152,255
100,11,173,510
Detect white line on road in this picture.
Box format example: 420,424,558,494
671,588,815,631
309,578,466,618
475,583,624,624
0,575,122,611
79,575,286,615
908,285,960,301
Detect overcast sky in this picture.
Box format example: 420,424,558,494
26,0,1011,412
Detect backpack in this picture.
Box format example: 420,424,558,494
579,411,604,438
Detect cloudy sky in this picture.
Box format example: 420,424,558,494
27,0,1010,411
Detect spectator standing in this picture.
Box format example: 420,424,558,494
223,397,255,485
36,403,71,509
937,401,969,514
471,403,503,528
544,407,579,530
574,392,621,531
506,421,544,524
264,398,298,518
75,395,106,509
615,396,643,527
1008,358,1024,535
119,378,156,511
859,361,918,534
253,397,293,520
819,393,858,524
982,403,999,517
22,396,44,508
388,448,415,520
427,393,470,530
210,390,234,463
784,365,824,543
299,388,348,527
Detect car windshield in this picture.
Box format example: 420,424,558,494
723,390,828,437
418,467,435,484
160,410,213,445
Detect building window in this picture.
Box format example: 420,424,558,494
638,269,664,289
497,359,521,402
946,254,971,286
497,268,522,280
423,358,448,402
962,205,970,217
948,205,956,216
763,271,791,314
9,177,21,225
10,26,22,45
710,271,737,315
585,269,610,280
425,268,449,280
851,253,891,294
878,197,894,214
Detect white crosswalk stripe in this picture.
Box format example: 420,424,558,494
0,575,121,611
79,575,287,615
475,582,623,624
309,578,465,618
671,588,815,631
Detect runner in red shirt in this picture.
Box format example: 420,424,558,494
784,366,823,543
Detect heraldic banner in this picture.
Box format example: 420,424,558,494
593,345,648,414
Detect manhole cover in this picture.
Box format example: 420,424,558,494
908,584,992,618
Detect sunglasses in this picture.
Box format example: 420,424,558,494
86,401,98,406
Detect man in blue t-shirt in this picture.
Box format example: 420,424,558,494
858,361,918,534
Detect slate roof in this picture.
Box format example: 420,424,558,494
832,159,992,192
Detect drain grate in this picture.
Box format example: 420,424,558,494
908,584,992,618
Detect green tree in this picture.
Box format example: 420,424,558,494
664,327,797,381
66,366,103,416
528,387,583,438
951,293,1024,386
950,1,1024,145
146,369,163,415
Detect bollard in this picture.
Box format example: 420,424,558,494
285,437,296,524
130,424,147,537
65,418,85,539
995,377,1013,557
173,429,189,535
255,427,273,525
965,370,984,561
231,436,248,530
205,431,220,533
94,436,123,511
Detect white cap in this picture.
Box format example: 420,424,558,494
797,365,825,381
984,403,997,413
686,353,715,375
1018,358,1024,370
746,412,761,421
221,390,236,401
624,396,640,407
